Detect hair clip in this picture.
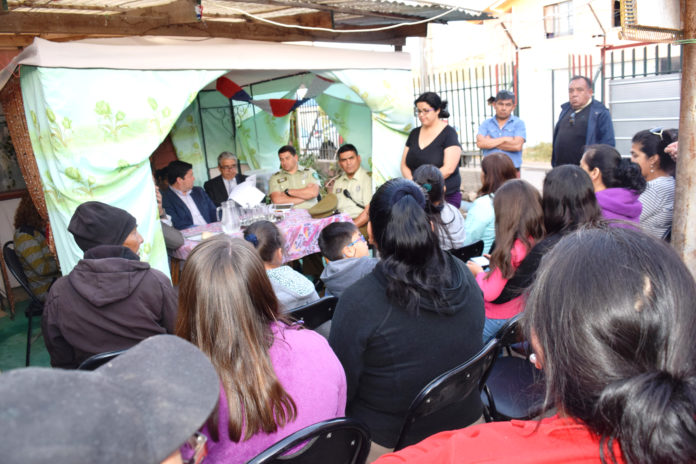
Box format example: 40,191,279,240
422,183,432,192
244,233,259,247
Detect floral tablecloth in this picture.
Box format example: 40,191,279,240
171,209,354,262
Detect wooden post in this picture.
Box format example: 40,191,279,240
673,0,696,275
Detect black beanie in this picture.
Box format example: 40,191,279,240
68,201,137,252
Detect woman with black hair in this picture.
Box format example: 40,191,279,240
581,144,645,226
329,178,484,460
412,164,466,250
401,92,463,208
631,128,677,239
376,227,696,463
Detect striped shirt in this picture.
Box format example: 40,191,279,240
639,176,674,239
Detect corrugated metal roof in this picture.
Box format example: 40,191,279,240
0,0,493,47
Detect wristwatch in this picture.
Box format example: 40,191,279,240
284,188,291,197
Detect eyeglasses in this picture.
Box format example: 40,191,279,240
184,432,208,464
569,112,576,126
219,165,237,170
649,127,664,140
414,108,435,115
347,235,366,248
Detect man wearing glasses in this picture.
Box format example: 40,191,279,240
552,75,615,166
476,90,526,171
204,151,248,207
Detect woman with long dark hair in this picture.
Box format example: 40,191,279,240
466,179,544,341
400,92,463,208
488,165,605,307
631,128,677,239
464,152,518,254
329,178,484,461
581,144,645,225
176,236,345,463
376,227,696,463
412,164,466,250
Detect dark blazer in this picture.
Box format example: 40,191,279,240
204,173,247,207
161,186,217,230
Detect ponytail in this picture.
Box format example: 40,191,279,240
595,372,696,464
613,157,646,193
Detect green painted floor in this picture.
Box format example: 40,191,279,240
0,299,50,372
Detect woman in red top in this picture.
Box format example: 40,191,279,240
376,227,696,464
466,179,544,342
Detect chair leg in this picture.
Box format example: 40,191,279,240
26,313,33,366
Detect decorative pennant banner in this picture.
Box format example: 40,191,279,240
216,75,335,117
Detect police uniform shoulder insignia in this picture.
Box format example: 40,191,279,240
277,176,287,183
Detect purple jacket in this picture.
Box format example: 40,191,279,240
595,188,642,226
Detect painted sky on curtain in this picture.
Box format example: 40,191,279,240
216,75,335,117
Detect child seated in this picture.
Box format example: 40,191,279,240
318,222,378,298
245,220,319,312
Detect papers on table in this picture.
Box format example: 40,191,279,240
228,176,265,208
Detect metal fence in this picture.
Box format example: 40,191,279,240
292,99,342,161
604,42,682,81
413,63,517,166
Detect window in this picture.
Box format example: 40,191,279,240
544,1,573,38
613,0,621,27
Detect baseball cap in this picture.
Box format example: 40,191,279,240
0,335,219,464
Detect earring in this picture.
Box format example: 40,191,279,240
650,164,655,173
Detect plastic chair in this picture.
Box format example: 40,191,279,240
2,241,45,366
393,338,499,451
450,240,484,262
77,348,129,370
246,417,371,464
482,314,545,422
287,296,338,330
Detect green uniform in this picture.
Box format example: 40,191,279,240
332,167,372,219
269,166,320,209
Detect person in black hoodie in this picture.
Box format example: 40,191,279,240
328,178,485,461
42,201,177,369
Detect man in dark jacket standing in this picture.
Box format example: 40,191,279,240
552,76,615,166
42,201,177,369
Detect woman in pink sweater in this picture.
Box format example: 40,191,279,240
176,236,346,463
466,179,544,342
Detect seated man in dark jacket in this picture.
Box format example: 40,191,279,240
203,151,247,207
41,201,178,369
161,160,217,230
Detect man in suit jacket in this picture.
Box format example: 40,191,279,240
204,152,247,207
161,160,217,230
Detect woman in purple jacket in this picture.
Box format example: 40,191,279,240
580,144,646,226
175,236,346,464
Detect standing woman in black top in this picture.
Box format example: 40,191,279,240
401,92,463,208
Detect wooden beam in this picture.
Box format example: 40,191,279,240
0,9,425,46
0,10,334,35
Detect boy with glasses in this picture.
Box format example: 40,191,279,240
318,222,377,298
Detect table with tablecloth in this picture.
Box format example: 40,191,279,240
170,209,354,262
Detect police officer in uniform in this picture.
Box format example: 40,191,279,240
329,144,372,234
269,145,320,209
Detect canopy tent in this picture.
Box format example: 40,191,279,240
0,36,414,277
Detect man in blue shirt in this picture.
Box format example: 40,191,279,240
476,90,526,170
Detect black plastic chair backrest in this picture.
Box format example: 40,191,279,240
393,338,499,451
3,241,43,306
494,313,524,348
287,296,338,330
246,417,371,464
450,240,484,262
77,348,129,370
